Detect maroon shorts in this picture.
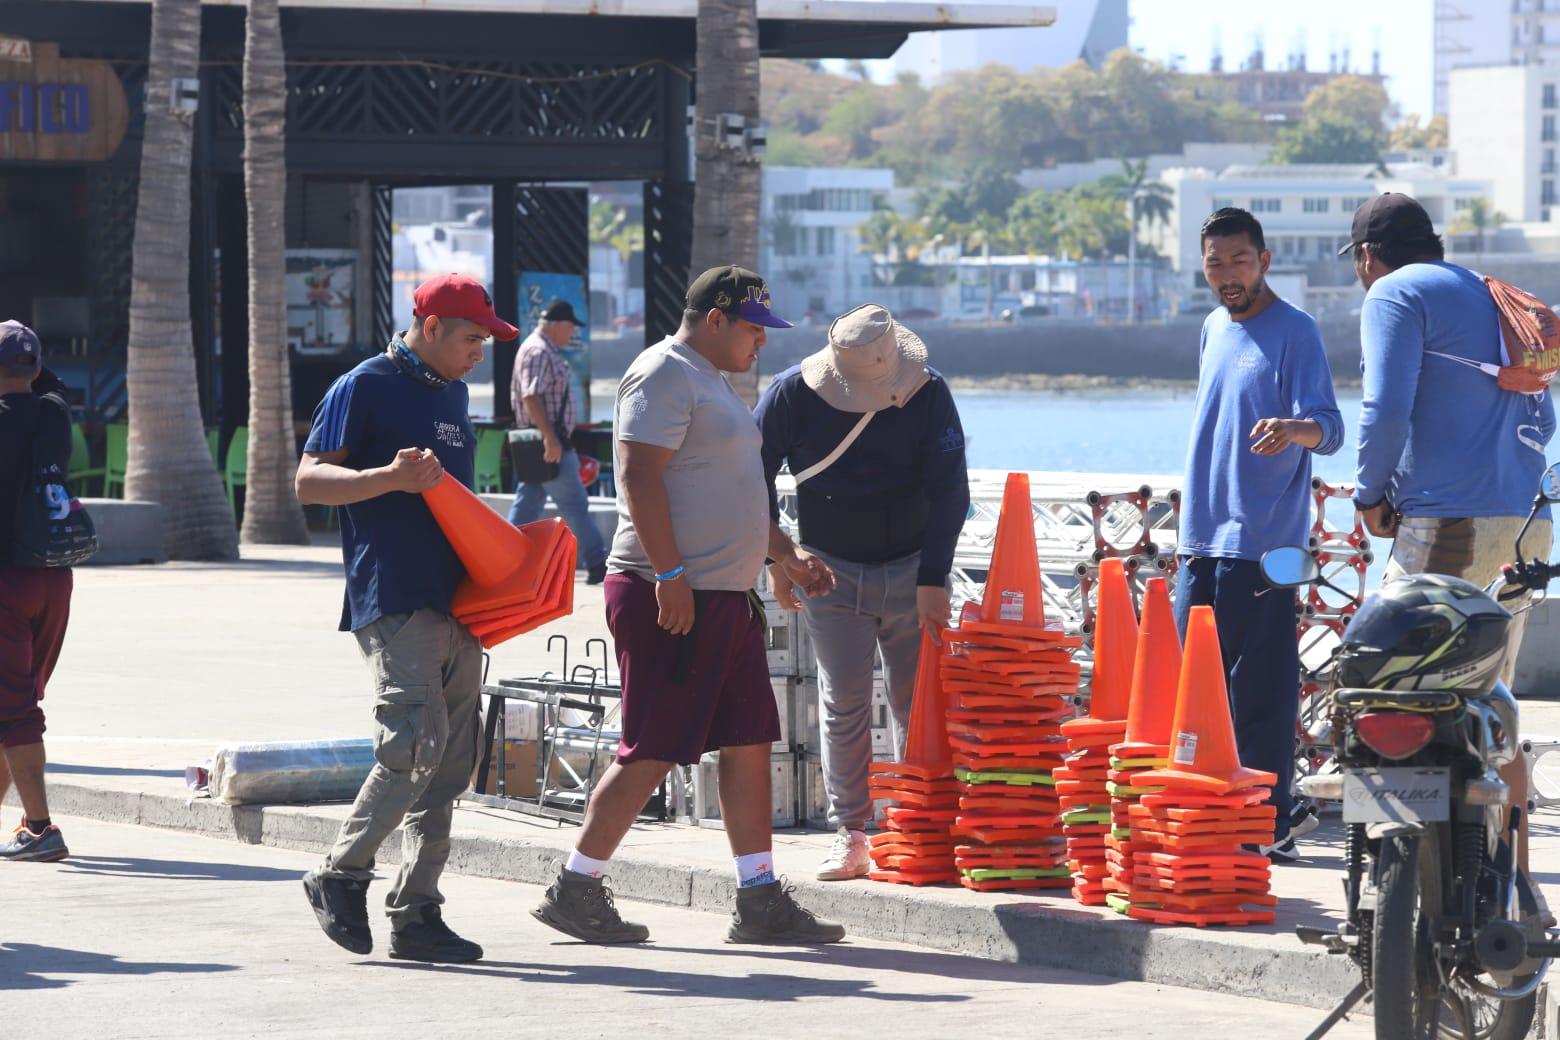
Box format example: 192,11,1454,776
0,567,72,748
604,573,778,766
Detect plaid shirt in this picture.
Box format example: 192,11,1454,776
511,329,576,437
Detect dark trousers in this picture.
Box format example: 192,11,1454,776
1173,555,1299,843
0,567,72,748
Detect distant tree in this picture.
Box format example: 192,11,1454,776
1100,158,1173,231
1303,75,1394,134
1390,113,1449,152
1450,197,1507,258
1270,113,1383,165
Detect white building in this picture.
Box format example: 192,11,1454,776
891,0,1126,85
1450,64,1560,224
759,166,895,322
944,254,1171,322
1434,1,1517,117
1147,163,1494,314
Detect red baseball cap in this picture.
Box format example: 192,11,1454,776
412,274,519,341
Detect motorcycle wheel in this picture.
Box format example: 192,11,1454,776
1443,986,1536,1040
1373,833,1444,1039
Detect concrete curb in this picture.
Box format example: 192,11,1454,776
32,777,1365,1012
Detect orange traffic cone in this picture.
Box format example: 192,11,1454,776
1137,606,1277,795
422,472,530,587
886,629,953,780
961,473,1053,640
449,518,568,617
1061,558,1137,740
463,529,577,648
1114,577,1182,760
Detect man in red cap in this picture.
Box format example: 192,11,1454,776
295,273,516,964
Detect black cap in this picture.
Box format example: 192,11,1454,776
539,299,585,326
0,319,41,372
685,265,794,329
1338,193,1438,256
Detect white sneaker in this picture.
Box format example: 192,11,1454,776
815,827,870,881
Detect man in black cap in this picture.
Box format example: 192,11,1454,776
508,298,609,584
531,266,845,947
0,321,74,862
1344,192,1554,663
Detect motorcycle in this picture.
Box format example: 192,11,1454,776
1259,464,1560,1040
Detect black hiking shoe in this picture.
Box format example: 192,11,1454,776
0,822,69,863
303,870,373,955
389,905,483,964
727,878,846,945
531,870,650,944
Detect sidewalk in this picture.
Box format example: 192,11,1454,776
15,545,1560,1017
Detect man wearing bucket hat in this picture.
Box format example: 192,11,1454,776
755,304,970,881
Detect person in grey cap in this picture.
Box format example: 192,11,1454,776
755,304,969,881
507,298,610,584
0,320,74,862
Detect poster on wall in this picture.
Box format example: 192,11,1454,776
287,251,357,354
518,271,590,424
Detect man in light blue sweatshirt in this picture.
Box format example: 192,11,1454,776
1178,208,1344,862
1348,193,1555,637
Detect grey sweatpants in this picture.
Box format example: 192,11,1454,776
313,608,482,930
799,550,923,831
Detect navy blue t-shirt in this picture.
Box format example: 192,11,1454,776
304,352,477,632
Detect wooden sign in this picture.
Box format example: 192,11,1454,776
0,42,129,162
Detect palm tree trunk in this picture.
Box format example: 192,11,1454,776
691,0,763,407
125,0,239,560
240,0,309,545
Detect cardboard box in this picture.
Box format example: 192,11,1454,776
471,738,540,799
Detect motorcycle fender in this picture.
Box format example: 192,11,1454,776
1367,820,1425,841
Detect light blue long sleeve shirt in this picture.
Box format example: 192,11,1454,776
1355,261,1555,517
1180,298,1344,561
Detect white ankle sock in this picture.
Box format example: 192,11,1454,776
565,850,610,878
734,850,776,888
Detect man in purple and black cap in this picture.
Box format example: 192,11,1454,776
0,320,74,862
531,266,846,946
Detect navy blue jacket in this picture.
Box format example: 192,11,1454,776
756,365,969,587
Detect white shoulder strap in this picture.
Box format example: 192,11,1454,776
794,411,877,485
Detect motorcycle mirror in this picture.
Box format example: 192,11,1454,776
1542,464,1560,503
1260,546,1321,588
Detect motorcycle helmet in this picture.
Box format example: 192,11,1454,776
1335,574,1512,694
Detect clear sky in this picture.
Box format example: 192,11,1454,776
1128,0,1435,121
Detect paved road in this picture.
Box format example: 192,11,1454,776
2,817,1373,1040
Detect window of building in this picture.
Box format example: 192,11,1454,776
817,226,836,255
1545,114,1557,142
1454,196,1473,211
1341,195,1371,212
1212,197,1233,210
1544,179,1557,206
1546,83,1559,109
1250,198,1281,213
1302,197,1330,214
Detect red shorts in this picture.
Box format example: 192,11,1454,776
0,567,72,748
604,573,778,766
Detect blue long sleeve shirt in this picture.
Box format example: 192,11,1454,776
1180,298,1344,561
756,365,970,587
1356,260,1555,517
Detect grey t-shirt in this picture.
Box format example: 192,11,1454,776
608,337,769,591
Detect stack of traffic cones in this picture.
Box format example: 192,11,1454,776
942,473,1078,893
1103,577,1181,915
1057,558,1138,906
421,474,579,649
1126,606,1277,926
868,629,960,886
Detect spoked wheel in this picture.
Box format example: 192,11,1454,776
1372,833,1445,1039
1437,982,1535,1040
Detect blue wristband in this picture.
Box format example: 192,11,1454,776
654,564,687,583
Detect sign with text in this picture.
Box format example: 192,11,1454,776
0,41,129,162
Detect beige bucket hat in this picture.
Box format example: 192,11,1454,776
800,304,931,413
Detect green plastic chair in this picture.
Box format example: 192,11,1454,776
475,428,505,494
69,423,105,495
103,422,128,498
224,426,248,512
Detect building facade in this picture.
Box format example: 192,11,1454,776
1450,64,1558,224
759,166,894,322
1148,163,1493,314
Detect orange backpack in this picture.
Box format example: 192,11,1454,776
1487,276,1560,393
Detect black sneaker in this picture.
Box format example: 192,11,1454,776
389,905,483,964
1288,802,1321,840
727,878,846,945
586,564,608,586
303,870,373,955
531,871,649,944
0,822,68,862
1258,836,1300,864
